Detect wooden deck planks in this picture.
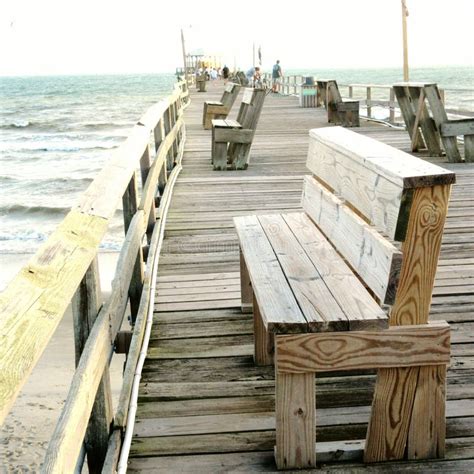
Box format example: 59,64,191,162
129,81,474,471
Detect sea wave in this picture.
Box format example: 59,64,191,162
0,229,47,243
0,231,122,254
0,203,70,216
0,120,31,129
0,142,119,153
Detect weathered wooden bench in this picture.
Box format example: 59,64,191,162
211,88,266,170
196,74,206,92
326,80,360,127
394,82,474,163
202,82,241,129
235,126,455,469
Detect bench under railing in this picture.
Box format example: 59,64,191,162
0,79,190,473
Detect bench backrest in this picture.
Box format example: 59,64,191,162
236,88,266,130
327,80,343,105
316,80,333,108
221,83,241,109
304,127,455,320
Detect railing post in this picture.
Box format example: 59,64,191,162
122,172,145,322
367,86,372,118
170,103,178,161
140,145,157,243
163,107,174,171
154,118,164,152
72,258,113,473
349,85,353,98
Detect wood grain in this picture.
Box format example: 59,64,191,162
275,322,450,373
366,184,452,462
302,175,402,304
0,211,108,424
275,371,316,469
234,215,306,333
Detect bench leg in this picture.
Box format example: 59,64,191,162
230,145,250,170
213,141,228,170
275,369,316,469
253,294,273,366
365,364,447,462
204,112,212,130
407,365,446,459
464,135,474,162
327,105,338,124
352,109,360,127
240,249,252,314
202,103,209,128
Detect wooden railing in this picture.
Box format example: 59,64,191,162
0,79,190,473
262,74,474,125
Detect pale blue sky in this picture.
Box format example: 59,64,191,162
1,0,473,76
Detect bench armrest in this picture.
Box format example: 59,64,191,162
214,127,254,144
440,119,474,137
206,103,229,114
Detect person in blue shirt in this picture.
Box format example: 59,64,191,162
272,60,282,93
246,66,261,87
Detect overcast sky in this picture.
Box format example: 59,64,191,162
1,0,473,76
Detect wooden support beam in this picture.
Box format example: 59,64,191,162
411,89,425,152
275,371,316,469
122,172,145,322
72,258,113,473
365,184,452,463
253,294,273,366
275,322,450,373
423,84,462,162
439,119,474,137
43,212,145,473
393,86,426,151
240,249,253,314
408,86,442,156
465,135,474,162
139,145,156,243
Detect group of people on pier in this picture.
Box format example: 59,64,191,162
195,60,283,92
246,60,282,91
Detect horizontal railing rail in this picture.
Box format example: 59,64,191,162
262,73,473,125
0,78,190,473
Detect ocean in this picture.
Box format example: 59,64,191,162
0,73,177,259
0,67,473,264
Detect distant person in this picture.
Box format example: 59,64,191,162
222,65,229,80
246,66,260,87
272,60,282,93
210,68,218,80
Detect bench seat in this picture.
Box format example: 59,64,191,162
235,212,388,335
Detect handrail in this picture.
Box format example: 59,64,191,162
0,78,190,473
262,73,473,124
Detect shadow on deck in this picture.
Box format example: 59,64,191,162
129,81,474,472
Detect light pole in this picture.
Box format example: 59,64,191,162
181,28,189,85
401,0,409,81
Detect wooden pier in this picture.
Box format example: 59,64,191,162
127,81,474,472
1,78,473,472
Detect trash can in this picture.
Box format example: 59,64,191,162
299,78,317,107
